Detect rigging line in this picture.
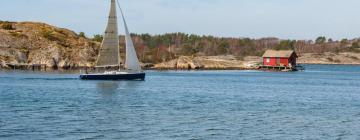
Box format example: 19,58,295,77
115,0,128,31
116,0,127,71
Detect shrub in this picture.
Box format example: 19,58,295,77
92,34,103,42
1,23,14,30
351,42,360,48
327,57,334,62
348,47,360,53
334,59,341,63
79,32,86,38
181,45,197,56
315,36,326,44
274,40,295,50
334,47,341,54
348,56,359,60
41,29,53,39
255,50,266,56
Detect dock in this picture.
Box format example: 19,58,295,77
259,65,294,71
6,63,47,71
259,65,304,72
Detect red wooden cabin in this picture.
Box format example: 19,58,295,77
262,50,298,68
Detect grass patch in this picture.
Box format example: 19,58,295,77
9,31,28,38
40,28,68,46
40,28,54,40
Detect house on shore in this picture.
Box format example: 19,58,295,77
260,50,299,71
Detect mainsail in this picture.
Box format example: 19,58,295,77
118,2,142,71
96,0,120,67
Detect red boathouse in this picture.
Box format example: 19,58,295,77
261,50,298,70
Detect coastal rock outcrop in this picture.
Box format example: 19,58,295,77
0,21,99,69
297,52,360,65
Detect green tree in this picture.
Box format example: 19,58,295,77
238,38,253,47
217,41,229,55
340,39,348,47
275,40,295,50
351,42,360,48
328,38,333,43
92,34,103,42
181,45,197,55
315,36,326,44
79,32,86,38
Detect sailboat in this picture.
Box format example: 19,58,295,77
80,0,145,80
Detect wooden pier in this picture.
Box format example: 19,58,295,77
6,63,47,71
259,65,304,72
260,65,291,71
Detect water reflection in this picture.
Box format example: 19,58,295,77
96,81,120,96
123,81,141,89
96,81,142,96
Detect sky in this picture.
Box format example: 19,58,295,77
1,0,360,40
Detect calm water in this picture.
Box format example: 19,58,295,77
1,65,360,140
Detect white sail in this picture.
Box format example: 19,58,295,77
96,0,120,67
118,3,142,71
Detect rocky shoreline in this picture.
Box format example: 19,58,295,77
2,53,360,71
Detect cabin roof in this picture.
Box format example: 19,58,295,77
262,50,297,58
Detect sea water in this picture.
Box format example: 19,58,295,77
1,64,360,139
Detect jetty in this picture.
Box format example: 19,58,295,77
6,63,47,71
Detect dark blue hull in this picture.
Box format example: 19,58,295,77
80,73,145,81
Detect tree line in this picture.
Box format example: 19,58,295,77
86,32,360,63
